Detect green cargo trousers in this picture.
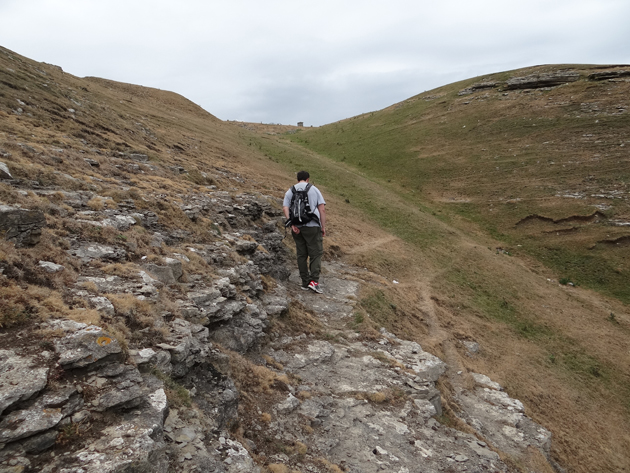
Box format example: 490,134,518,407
292,225,323,287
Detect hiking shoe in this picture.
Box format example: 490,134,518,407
300,286,309,291
308,281,323,294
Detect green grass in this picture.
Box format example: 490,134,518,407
283,68,630,305
445,266,556,340
150,368,192,407
240,68,630,430
247,132,449,251
360,290,397,326
525,243,630,303
443,261,622,391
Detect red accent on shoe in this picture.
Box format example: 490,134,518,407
308,280,323,294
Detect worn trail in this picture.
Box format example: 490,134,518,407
252,261,555,472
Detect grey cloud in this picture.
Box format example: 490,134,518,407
0,0,629,125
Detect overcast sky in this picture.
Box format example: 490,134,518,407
1,0,629,126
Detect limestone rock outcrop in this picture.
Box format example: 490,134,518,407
0,148,557,472
0,205,46,247
505,71,580,90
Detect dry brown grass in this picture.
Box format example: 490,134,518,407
101,263,140,278
295,442,307,455
182,251,211,276
296,391,311,400
156,289,183,317
0,282,86,328
69,308,102,325
0,229,77,290
260,274,277,292
267,464,289,473
34,327,65,339
102,187,141,203
352,388,406,405
106,293,157,329
262,354,284,371
40,292,66,314
145,254,165,264
79,281,99,293
366,392,388,403
86,197,105,211
105,320,130,354
270,301,323,336
316,459,343,473
222,348,291,395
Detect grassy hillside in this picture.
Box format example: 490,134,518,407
287,65,630,304
1,43,630,472
233,66,630,472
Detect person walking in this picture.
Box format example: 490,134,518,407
283,170,326,294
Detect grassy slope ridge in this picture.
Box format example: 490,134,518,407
290,65,630,303
1,44,629,472
237,65,630,472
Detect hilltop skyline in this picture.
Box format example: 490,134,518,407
1,0,629,126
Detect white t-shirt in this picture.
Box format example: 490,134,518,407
283,182,326,227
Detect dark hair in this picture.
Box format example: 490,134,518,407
296,170,310,182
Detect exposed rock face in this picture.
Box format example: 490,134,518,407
0,351,49,416
68,243,127,262
0,205,46,247
259,324,537,472
0,162,557,472
457,378,553,460
505,71,580,89
144,257,182,285
38,261,65,273
588,69,630,81
0,162,12,180
52,320,124,370
0,315,236,472
458,81,498,95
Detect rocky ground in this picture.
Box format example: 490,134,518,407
0,155,558,473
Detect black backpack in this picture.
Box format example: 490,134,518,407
286,183,319,227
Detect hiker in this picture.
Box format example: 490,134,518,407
283,170,326,294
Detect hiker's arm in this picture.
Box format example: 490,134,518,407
283,206,300,234
318,204,326,236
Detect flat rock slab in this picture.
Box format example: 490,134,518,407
0,387,82,445
0,406,64,443
93,385,144,412
38,260,65,273
269,260,552,471
505,71,580,90
263,372,505,472
53,323,123,369
90,296,115,316
52,423,169,473
263,336,521,471
0,350,49,416
68,243,127,262
471,373,502,391
457,387,552,460
289,270,357,319
78,275,127,293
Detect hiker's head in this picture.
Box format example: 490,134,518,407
296,170,310,182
